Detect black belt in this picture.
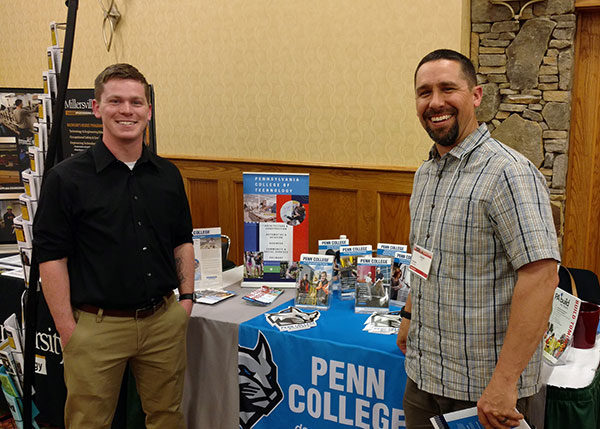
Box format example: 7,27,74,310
78,291,174,319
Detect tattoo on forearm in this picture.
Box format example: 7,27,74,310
175,256,186,284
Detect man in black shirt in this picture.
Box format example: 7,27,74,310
33,64,194,429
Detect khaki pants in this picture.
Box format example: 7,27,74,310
62,295,189,429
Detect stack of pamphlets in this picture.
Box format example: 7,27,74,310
391,251,412,307
354,257,392,313
0,314,41,428
430,407,530,428
543,287,581,364
363,310,402,335
317,238,349,291
193,289,236,305
339,245,372,300
243,286,284,306
295,254,334,310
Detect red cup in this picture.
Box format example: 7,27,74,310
573,302,600,349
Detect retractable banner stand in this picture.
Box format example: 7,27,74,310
242,173,309,288
238,298,407,429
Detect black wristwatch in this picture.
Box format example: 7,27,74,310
400,306,411,320
178,293,194,301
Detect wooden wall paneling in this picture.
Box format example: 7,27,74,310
356,189,378,246
170,157,416,267
563,11,600,272
187,178,219,228
379,193,412,245
233,180,244,265
308,187,358,251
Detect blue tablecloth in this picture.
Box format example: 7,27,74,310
238,296,407,429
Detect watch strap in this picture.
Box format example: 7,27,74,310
178,293,194,301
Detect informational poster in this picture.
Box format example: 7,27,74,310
192,227,223,289
0,88,43,190
242,172,309,287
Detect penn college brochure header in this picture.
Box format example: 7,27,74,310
242,172,309,287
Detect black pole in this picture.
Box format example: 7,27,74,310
24,1,78,427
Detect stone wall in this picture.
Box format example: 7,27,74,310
471,0,576,249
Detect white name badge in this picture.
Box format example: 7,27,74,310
409,244,433,280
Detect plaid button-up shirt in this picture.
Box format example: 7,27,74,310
405,124,560,401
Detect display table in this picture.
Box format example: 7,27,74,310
183,267,407,429
543,334,600,429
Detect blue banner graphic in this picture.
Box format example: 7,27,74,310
238,297,407,429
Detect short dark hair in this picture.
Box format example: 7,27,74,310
15,99,23,107
414,49,477,88
94,63,150,103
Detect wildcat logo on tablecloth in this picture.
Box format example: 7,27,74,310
238,331,284,429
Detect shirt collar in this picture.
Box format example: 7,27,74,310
92,136,158,173
428,123,489,161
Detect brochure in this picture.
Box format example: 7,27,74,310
243,286,284,306
192,227,223,289
543,287,581,364
193,289,236,305
317,238,348,292
0,365,40,429
355,257,392,313
391,251,412,307
242,172,309,288
339,245,372,300
430,406,531,429
363,310,402,335
294,254,334,310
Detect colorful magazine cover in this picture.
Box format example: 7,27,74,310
295,254,334,310
390,251,412,307
242,173,309,287
543,287,581,364
317,238,348,292
355,257,392,313
339,245,372,300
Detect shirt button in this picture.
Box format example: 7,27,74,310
133,195,138,200
431,204,435,209
142,246,148,251
146,272,152,277
137,221,142,226
426,233,430,239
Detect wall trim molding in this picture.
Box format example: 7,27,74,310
162,154,419,174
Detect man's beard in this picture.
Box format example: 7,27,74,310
423,108,459,147
425,119,459,147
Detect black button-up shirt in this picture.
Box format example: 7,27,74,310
33,138,193,309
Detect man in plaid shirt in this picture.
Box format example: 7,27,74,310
396,49,560,429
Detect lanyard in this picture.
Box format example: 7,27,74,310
415,155,467,248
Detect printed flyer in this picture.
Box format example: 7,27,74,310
355,257,392,313
543,288,581,364
192,227,223,289
242,172,309,287
295,254,334,310
318,238,348,292
339,245,372,300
